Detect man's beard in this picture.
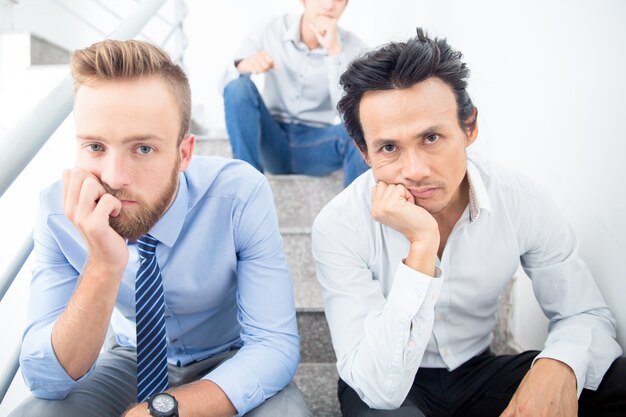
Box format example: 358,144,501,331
104,164,179,242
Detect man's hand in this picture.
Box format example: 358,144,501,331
236,51,275,74
62,168,127,272
500,358,578,417
309,15,341,55
371,181,439,275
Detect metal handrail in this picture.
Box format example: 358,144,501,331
0,0,187,404
0,0,168,199
0,234,32,401
51,0,109,37
0,233,33,302
0,344,21,404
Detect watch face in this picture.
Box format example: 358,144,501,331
152,393,175,412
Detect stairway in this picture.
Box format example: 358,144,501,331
194,137,342,417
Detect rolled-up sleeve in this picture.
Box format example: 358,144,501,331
203,176,299,416
20,192,94,399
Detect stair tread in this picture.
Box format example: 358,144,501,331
295,363,341,417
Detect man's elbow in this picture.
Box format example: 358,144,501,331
19,353,75,401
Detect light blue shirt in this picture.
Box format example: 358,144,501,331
220,14,367,127
20,156,300,416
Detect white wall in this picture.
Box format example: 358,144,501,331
185,0,626,350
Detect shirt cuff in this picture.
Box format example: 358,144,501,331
203,357,264,416
533,341,590,397
20,322,96,399
385,261,443,318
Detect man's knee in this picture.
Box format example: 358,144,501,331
223,75,259,104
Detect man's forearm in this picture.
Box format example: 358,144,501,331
51,259,123,379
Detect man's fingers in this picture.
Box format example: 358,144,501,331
382,183,405,201
240,51,275,74
94,193,122,221
74,176,107,224
64,169,96,220
258,51,274,68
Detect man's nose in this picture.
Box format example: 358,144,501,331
401,149,432,181
99,153,130,191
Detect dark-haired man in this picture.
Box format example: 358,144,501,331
312,28,625,417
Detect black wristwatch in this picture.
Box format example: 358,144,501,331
148,392,179,417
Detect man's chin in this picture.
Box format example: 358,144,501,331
110,216,152,242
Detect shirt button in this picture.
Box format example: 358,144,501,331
415,291,421,298
442,348,450,357
408,341,416,349
432,292,438,301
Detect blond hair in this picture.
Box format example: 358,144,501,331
71,39,191,144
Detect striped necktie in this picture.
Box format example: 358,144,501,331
135,234,169,403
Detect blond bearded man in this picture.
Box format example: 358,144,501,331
11,40,311,417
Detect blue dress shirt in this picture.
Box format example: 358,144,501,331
20,156,300,415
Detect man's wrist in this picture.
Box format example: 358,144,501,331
405,241,438,276
84,257,125,283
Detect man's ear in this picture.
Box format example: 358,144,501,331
465,107,479,147
178,134,195,171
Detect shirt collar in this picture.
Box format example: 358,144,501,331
146,171,188,247
466,158,492,222
283,14,303,44
283,14,338,55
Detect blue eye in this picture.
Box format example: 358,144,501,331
138,145,153,155
88,144,103,152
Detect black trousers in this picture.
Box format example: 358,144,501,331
338,350,626,417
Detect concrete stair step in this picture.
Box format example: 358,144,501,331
294,363,340,417
283,228,319,310
297,310,335,364
267,173,343,229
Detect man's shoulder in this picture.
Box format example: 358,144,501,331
314,170,374,229
39,180,64,217
184,155,267,204
259,13,295,37
470,154,545,198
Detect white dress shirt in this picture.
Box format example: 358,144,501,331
220,14,367,127
312,155,622,409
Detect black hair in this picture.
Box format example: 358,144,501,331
338,27,476,151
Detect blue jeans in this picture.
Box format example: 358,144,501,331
223,75,369,186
